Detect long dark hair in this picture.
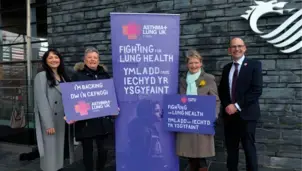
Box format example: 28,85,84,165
41,49,70,87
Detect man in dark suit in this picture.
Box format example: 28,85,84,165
218,37,263,171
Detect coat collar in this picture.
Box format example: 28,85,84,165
54,75,68,94
236,57,248,82
73,62,108,72
81,65,107,79
226,57,249,88
180,69,206,89
226,57,248,75
54,79,64,94
233,55,245,65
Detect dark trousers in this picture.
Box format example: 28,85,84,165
81,136,108,171
224,114,258,171
64,123,70,159
187,158,207,171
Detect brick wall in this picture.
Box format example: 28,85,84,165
47,0,302,170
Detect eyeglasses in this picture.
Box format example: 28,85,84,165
230,45,245,49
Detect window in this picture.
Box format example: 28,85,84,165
0,0,47,145
0,0,48,61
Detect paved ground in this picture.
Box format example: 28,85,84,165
0,139,290,171
0,150,276,171
0,148,116,171
0,139,228,171
0,150,231,171
0,149,204,171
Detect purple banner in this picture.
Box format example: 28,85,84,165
60,79,119,122
163,95,216,135
110,13,180,171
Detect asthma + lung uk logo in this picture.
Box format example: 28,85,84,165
74,101,91,116
122,22,168,39
122,22,141,40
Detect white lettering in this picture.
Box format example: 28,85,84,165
119,54,141,62
124,86,169,95
123,67,160,76
70,94,79,99
87,90,108,97
119,44,154,54
91,101,111,110
143,54,173,62
174,123,199,130
167,104,187,110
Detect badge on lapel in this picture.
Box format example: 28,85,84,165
244,63,248,66
199,80,206,87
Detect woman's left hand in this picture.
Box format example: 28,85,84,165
68,120,76,124
113,107,120,117
64,116,76,124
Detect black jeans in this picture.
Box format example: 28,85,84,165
81,136,108,171
224,114,258,171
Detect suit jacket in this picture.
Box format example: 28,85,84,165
218,58,263,121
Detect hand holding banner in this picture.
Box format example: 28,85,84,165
60,79,119,122
163,94,216,135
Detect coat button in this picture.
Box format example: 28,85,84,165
54,113,57,115
55,101,57,104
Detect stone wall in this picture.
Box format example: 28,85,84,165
47,0,302,170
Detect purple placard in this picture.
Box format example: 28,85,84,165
60,79,119,122
163,95,216,135
110,13,180,171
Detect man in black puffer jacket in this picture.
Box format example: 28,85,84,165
71,47,114,171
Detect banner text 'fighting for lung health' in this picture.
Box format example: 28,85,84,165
118,44,174,95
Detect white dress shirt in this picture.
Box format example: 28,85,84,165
228,55,245,111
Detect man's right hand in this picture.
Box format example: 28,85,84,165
225,104,237,115
46,128,55,135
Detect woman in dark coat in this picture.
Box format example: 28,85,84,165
71,47,113,171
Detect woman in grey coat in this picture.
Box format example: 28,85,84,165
34,49,71,171
176,50,221,171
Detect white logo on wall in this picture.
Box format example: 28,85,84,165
241,0,302,53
